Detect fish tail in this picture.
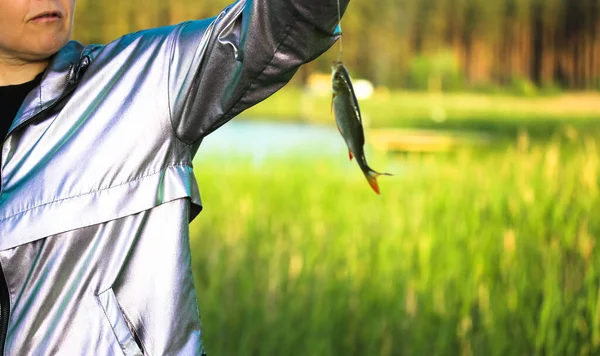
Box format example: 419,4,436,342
365,170,393,195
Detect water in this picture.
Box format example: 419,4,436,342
194,119,347,164
192,118,402,178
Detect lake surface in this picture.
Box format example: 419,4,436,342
194,119,347,163
192,118,403,179
193,118,403,189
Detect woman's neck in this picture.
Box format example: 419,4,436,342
0,54,48,86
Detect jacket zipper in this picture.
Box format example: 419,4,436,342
1,64,76,193
0,62,81,355
7,64,74,136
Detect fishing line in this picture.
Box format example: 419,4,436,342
336,0,343,61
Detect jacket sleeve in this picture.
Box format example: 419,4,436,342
167,0,349,144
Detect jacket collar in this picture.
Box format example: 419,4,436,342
8,41,87,134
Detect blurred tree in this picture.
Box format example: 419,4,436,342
71,0,600,91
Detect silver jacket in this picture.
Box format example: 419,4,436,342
0,0,347,354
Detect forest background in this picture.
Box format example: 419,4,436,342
72,0,600,93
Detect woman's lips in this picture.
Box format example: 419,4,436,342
29,12,62,24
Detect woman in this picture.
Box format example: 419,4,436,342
0,0,348,354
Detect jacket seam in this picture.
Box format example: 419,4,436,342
116,299,147,354
167,6,298,144
96,289,146,354
166,23,191,148
0,163,192,222
96,294,122,349
167,6,241,146
217,10,300,129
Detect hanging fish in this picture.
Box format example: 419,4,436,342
331,61,392,195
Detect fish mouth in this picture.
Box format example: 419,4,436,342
29,10,63,22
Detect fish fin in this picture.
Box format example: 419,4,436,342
365,170,393,195
331,93,337,114
348,150,354,161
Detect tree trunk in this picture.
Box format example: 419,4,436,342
531,0,543,86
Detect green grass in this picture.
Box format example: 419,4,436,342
242,87,600,141
189,134,600,355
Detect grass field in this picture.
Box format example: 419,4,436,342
189,130,600,355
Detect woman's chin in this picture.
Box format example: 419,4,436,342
23,35,71,61
42,32,72,51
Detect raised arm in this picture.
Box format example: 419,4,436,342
167,0,349,144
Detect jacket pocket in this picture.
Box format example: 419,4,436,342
97,288,144,356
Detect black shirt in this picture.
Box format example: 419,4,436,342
0,71,44,189
0,72,44,143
